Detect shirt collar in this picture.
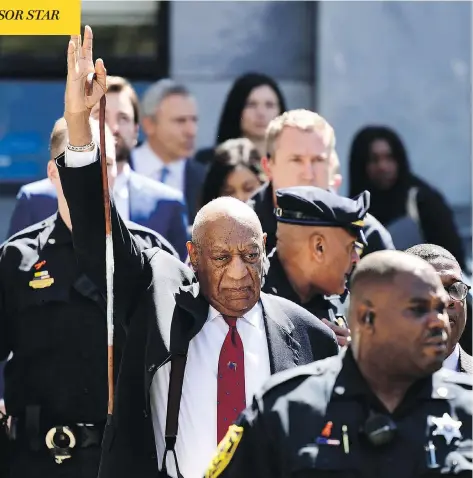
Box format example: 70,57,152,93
207,301,263,330
335,347,445,407
114,163,130,190
136,141,187,175
443,343,460,372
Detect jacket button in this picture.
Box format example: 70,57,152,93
148,364,156,373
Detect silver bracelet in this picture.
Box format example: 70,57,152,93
67,140,95,152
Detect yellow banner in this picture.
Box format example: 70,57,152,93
0,0,80,35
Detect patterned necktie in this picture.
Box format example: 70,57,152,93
217,317,246,444
159,166,169,183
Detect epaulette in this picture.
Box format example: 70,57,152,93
125,220,158,237
435,368,473,390
1,216,55,248
260,355,342,399
142,248,164,266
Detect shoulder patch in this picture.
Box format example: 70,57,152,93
260,356,340,398
1,216,54,246
142,247,163,263
436,368,473,389
204,424,243,478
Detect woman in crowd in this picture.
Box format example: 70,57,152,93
196,72,286,164
200,138,264,206
348,125,466,270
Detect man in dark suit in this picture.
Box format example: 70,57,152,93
8,78,189,260
131,78,207,223
56,26,339,478
405,243,472,374
247,111,394,257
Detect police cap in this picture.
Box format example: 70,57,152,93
274,186,370,246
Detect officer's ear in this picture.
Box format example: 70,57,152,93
261,155,273,181
309,233,325,262
356,302,376,333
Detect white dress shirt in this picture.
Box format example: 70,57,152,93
150,301,271,478
132,142,187,193
443,343,460,372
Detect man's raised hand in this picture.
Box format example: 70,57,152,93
64,25,107,145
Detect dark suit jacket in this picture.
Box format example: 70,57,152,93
194,146,215,165
459,346,473,374
183,158,207,223
247,182,395,256
128,153,207,225
57,154,339,478
7,171,189,260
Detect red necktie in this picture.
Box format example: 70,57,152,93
217,317,246,444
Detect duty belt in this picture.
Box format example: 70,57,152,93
10,410,104,464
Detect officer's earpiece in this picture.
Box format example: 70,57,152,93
362,411,397,447
364,311,375,325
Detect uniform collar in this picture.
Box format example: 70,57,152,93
335,348,457,406
265,249,329,310
38,213,72,250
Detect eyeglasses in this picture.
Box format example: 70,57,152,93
445,281,471,301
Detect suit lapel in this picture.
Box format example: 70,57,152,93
183,159,193,217
144,277,209,413
127,172,138,223
459,346,473,374
260,293,301,374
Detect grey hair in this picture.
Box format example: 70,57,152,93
405,244,460,270
140,78,191,118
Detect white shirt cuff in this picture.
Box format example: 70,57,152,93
64,144,98,167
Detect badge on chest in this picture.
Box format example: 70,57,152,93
29,261,55,289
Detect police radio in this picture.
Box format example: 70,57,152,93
362,411,398,447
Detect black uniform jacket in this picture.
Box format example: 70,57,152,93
212,348,473,478
248,182,395,256
0,213,175,423
56,153,339,478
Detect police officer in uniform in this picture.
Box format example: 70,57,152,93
206,250,473,478
263,186,369,346
0,120,178,478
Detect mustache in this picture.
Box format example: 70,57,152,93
427,327,445,338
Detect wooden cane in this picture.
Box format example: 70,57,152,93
85,73,115,416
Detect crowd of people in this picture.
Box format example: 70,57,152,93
0,25,471,478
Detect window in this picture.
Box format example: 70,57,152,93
0,0,169,80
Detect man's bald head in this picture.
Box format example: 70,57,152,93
348,250,450,379
192,196,263,248
187,197,266,319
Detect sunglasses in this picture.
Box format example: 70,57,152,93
445,281,471,302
